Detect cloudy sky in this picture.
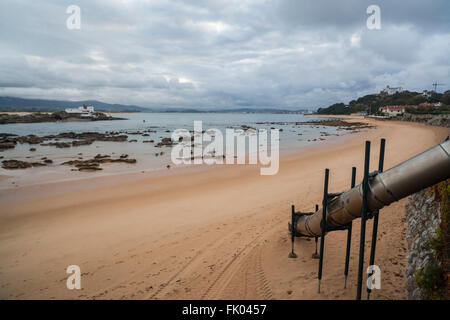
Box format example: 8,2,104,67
0,0,449,110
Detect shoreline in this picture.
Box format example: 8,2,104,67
0,117,368,191
0,120,369,199
0,118,448,299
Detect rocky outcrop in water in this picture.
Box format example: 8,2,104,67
62,154,137,172
0,111,126,124
0,131,129,151
155,137,175,147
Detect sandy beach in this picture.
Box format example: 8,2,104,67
0,117,448,300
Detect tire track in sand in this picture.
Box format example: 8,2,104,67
201,223,280,300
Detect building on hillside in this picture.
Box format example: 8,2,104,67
421,90,433,98
379,105,409,116
65,105,95,117
419,102,441,107
380,85,404,96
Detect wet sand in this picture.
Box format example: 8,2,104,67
0,117,448,299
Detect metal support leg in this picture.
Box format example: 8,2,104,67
318,169,329,293
344,167,356,288
312,204,320,259
312,237,319,259
357,141,370,300
367,138,385,299
289,205,298,258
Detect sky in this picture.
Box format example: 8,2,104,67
0,0,449,110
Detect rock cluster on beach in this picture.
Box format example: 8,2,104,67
62,154,136,172
255,119,375,131
2,159,47,169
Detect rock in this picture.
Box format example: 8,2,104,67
72,139,93,147
0,142,16,150
62,155,136,172
94,154,110,160
155,137,175,147
30,148,36,151
2,159,46,169
78,166,103,172
40,142,71,148
16,135,44,144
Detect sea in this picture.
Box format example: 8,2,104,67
0,113,347,188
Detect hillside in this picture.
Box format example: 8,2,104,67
317,90,450,115
0,96,148,112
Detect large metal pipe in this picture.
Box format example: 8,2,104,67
294,140,450,237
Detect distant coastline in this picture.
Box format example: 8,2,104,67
0,96,309,114
0,111,126,124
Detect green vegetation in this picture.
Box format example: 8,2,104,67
316,103,349,115
317,90,450,115
406,104,450,115
416,265,446,299
416,181,449,299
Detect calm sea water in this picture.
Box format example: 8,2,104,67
0,113,345,188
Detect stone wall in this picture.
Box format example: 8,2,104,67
405,188,442,299
400,113,450,128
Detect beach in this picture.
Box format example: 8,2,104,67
0,117,448,300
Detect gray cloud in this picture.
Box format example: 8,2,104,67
0,0,449,110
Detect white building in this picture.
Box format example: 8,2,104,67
380,85,404,96
379,105,407,116
422,90,433,98
65,105,95,117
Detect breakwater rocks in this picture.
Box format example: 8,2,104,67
405,187,443,299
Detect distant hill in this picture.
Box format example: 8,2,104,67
155,107,308,114
0,96,309,113
0,96,149,112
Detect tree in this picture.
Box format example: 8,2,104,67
441,91,450,105
354,103,368,112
